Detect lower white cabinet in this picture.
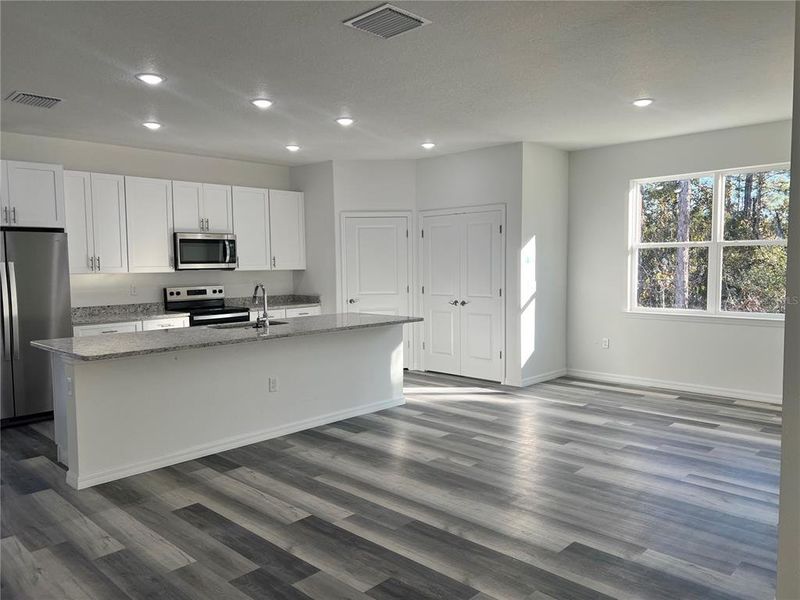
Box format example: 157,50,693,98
286,305,322,318
73,321,142,337
141,316,190,331
249,308,286,321
73,316,189,337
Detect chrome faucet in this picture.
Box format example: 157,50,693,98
252,283,269,333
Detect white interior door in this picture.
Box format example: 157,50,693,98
422,214,462,376
343,216,410,366
422,209,504,382
90,173,128,273
459,210,504,381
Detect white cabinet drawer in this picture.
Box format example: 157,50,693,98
142,317,189,331
249,308,286,321
73,321,141,337
285,305,321,318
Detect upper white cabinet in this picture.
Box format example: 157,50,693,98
2,161,65,229
232,186,271,270
64,171,128,274
269,190,306,270
125,176,174,272
173,181,232,233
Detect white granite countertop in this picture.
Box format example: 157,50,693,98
33,313,422,362
72,311,191,326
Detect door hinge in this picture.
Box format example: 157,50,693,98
499,225,503,234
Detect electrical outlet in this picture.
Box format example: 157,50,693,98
268,376,278,392
129,284,137,296
601,337,610,350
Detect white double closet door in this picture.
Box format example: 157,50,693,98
422,209,504,382
343,215,411,367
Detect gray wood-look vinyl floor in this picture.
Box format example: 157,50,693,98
0,371,782,600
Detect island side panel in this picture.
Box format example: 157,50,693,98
66,324,405,489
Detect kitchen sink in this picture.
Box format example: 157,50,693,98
208,320,288,329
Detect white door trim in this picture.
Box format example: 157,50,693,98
340,210,416,367
418,203,507,382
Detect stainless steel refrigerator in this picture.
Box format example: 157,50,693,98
1,229,72,423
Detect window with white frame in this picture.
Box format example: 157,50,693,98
629,164,790,318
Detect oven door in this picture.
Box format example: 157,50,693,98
189,310,250,326
174,233,237,270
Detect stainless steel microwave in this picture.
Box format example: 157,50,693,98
174,232,237,270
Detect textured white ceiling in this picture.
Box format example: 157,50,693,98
0,1,793,166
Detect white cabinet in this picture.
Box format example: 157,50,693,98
286,305,321,318
65,171,128,274
173,181,232,233
269,190,306,270
125,176,174,273
232,186,270,270
73,321,141,337
2,161,65,228
141,316,189,331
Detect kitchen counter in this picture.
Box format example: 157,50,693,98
35,313,420,361
70,295,321,326
36,312,419,489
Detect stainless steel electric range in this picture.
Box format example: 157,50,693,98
164,286,249,327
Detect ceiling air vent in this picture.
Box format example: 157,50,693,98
344,4,430,39
4,91,62,109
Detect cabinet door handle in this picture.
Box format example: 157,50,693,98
89,256,95,271
460,300,470,306
96,256,101,271
272,256,276,268
348,298,359,304
449,300,459,306
2,207,7,223
11,207,16,224
101,330,118,334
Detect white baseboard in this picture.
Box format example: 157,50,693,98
565,368,782,405
69,397,405,489
520,368,568,387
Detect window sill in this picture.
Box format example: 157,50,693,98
624,310,785,327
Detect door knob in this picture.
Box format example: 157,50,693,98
348,298,359,304
460,300,470,306
449,300,459,306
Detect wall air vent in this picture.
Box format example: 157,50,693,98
4,91,62,109
344,4,430,39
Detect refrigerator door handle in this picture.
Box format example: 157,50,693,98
0,262,10,361
8,262,20,360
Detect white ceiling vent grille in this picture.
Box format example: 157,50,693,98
4,91,62,109
344,4,430,39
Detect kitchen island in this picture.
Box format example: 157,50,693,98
32,313,421,489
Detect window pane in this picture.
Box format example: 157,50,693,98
721,246,787,314
639,177,713,243
724,169,790,241
637,247,708,310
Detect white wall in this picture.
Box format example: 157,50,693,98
777,11,799,596
568,120,790,402
1,132,294,307
290,162,337,312
521,143,569,384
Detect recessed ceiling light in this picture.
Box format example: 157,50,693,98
632,98,654,107
251,98,273,109
142,121,162,130
136,73,165,86
286,144,300,152
421,142,436,150
336,117,354,127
